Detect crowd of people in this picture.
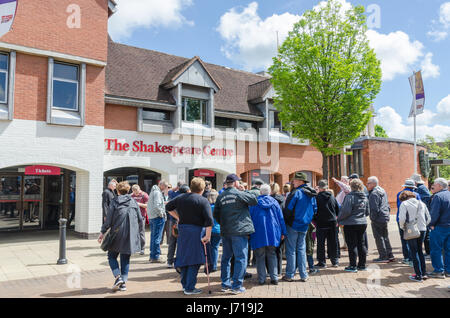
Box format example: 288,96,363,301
98,172,450,294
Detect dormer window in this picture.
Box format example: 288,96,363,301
182,97,208,125
238,120,257,130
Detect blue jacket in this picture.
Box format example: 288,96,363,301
211,204,221,234
250,195,287,250
416,184,432,209
286,184,317,232
396,188,421,223
429,189,450,228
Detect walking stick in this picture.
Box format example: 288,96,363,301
203,241,212,294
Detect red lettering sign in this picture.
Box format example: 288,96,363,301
25,165,61,176
194,169,215,177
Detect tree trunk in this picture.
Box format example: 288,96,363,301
321,151,329,181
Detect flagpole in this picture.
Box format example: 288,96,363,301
413,71,417,174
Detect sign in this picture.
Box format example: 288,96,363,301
25,165,61,176
104,139,234,158
0,0,17,38
194,169,215,177
408,71,425,118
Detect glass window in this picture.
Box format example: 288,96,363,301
142,108,171,121
182,97,208,124
52,62,79,111
215,116,233,128
238,120,257,130
0,53,8,104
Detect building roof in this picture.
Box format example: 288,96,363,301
105,39,270,116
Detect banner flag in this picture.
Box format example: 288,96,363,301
408,71,425,118
0,0,17,39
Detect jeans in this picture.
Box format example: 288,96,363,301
371,222,394,260
285,226,308,279
139,215,146,251
210,234,222,271
149,217,166,260
407,231,426,278
316,224,339,265
430,226,450,273
180,265,201,292
254,246,277,283
221,235,248,290
344,224,367,268
167,219,178,265
108,251,131,282
398,223,411,261
423,228,431,255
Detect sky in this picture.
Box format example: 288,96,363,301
108,0,450,142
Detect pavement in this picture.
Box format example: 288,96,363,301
0,219,449,298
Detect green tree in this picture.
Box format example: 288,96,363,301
375,124,389,138
419,135,450,180
269,0,382,180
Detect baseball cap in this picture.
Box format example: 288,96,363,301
252,178,264,186
349,173,360,180
225,174,241,183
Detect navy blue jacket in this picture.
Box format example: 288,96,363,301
429,189,450,228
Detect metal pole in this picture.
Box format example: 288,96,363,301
414,113,417,174
57,218,68,265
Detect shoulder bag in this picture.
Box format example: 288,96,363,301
100,227,119,251
403,203,421,240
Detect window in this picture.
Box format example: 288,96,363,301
0,53,9,104
238,120,257,130
142,108,171,121
328,155,341,178
269,111,282,129
215,116,233,128
182,97,208,124
347,149,363,177
52,62,79,111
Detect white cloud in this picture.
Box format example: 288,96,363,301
437,95,450,117
108,0,193,40
421,53,440,79
375,106,450,141
427,30,448,41
439,2,450,27
216,2,301,71
218,1,439,80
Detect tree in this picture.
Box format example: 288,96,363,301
375,124,388,138
419,135,450,180
268,0,382,180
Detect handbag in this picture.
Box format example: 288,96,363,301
403,203,421,240
100,227,119,251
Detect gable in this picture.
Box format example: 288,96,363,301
173,60,220,92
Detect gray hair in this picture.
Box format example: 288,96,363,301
368,176,379,185
434,178,448,190
159,180,169,188
260,184,271,196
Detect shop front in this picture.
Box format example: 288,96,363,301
0,165,76,232
104,167,161,194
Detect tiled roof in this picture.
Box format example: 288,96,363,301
106,39,270,116
248,78,272,102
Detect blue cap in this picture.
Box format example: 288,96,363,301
226,174,241,183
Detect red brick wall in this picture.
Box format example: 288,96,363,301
13,53,105,126
104,104,137,131
2,0,109,62
236,141,323,187
361,139,427,208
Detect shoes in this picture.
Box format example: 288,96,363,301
344,266,358,273
221,286,232,292
139,250,145,255
427,271,445,279
119,284,127,291
402,259,411,265
357,266,368,271
332,263,339,268
167,263,174,268
409,275,423,283
424,255,431,261
299,277,308,282
373,258,390,263
244,273,252,280
388,257,396,263
150,258,164,263
314,263,326,268
184,288,203,295
445,272,450,278
231,287,246,294
258,281,265,285
309,269,319,275
270,280,278,285
112,276,124,291
282,276,294,282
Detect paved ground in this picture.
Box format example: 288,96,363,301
0,219,449,298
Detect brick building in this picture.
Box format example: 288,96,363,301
0,1,426,237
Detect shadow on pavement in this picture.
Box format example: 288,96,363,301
41,287,113,298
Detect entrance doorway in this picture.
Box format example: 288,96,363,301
0,166,76,232
104,167,161,195
189,169,217,190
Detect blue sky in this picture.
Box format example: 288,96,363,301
108,0,450,141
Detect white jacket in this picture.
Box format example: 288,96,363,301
399,198,431,232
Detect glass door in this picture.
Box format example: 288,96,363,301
0,175,22,231
23,176,44,230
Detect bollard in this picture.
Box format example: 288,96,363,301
57,218,68,265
